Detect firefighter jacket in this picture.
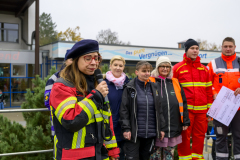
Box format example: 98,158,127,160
173,53,213,114
50,77,119,160
207,52,240,110
119,77,166,143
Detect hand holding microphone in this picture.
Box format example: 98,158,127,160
96,81,109,98
94,69,109,101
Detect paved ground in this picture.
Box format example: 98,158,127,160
0,108,26,127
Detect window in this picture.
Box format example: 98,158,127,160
0,22,19,43
0,63,10,77
11,64,26,77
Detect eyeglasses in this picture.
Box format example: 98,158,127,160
83,55,101,64
159,66,171,69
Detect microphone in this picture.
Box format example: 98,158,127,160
94,69,109,103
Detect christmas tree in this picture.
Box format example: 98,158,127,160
0,66,57,160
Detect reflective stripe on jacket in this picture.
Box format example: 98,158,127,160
207,53,240,110
50,78,119,160
173,53,213,113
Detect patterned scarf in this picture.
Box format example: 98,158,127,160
106,71,126,90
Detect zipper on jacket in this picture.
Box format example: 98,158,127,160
164,80,171,138
191,66,195,110
127,86,138,143
155,90,159,138
156,107,159,138
145,86,149,138
133,88,138,143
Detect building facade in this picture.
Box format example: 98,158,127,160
0,1,40,108
41,41,230,78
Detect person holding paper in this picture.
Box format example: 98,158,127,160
173,39,213,160
207,37,240,160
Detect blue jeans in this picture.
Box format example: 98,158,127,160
0,102,4,109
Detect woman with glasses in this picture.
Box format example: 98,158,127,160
149,56,190,160
50,40,119,160
104,55,129,160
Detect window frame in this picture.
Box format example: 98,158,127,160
11,63,26,77
0,22,19,43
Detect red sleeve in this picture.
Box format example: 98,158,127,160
205,66,214,110
50,83,99,132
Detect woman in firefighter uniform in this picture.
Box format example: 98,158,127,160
50,39,120,160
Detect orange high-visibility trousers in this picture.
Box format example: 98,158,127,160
178,112,208,160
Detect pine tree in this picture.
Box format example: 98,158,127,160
0,66,57,160
40,12,58,46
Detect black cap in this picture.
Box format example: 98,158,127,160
66,39,99,60
184,39,199,52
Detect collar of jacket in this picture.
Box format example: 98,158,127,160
125,77,137,89
221,52,236,62
183,53,201,68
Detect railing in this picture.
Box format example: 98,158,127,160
0,108,54,158
0,109,235,160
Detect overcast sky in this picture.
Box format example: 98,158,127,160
40,0,240,51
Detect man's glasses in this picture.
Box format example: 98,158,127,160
83,55,101,64
159,66,171,69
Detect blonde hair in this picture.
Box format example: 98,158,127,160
60,53,101,96
110,55,126,66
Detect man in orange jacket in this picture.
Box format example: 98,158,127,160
173,39,213,160
207,37,240,160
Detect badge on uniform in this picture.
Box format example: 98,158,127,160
238,78,240,84
45,92,50,102
219,77,222,83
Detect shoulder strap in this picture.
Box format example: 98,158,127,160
55,77,75,88
172,78,183,123
172,78,181,92
149,77,156,83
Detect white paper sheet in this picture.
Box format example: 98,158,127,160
207,86,240,126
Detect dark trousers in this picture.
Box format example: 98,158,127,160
117,141,125,160
212,139,216,160
214,110,240,160
124,137,154,160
